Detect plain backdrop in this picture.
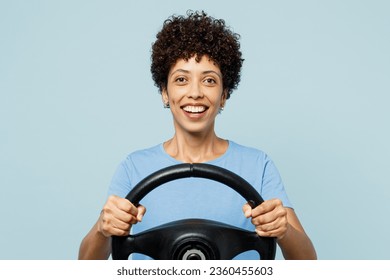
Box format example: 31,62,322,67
1,0,389,259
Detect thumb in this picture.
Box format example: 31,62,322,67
242,203,252,218
136,204,146,222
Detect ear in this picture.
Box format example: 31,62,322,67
221,89,228,107
162,87,169,105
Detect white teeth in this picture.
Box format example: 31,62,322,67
183,105,206,113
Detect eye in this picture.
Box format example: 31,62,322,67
204,77,217,85
174,76,187,84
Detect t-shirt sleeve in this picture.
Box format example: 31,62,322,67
261,155,293,209
107,160,133,198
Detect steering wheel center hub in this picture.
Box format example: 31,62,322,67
173,238,216,260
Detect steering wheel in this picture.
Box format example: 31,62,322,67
111,163,276,260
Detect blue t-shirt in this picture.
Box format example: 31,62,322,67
108,140,292,259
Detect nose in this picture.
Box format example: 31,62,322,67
187,82,204,99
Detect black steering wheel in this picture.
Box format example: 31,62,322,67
111,163,276,260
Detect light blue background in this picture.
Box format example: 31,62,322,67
1,0,389,259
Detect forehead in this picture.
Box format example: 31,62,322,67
169,55,221,74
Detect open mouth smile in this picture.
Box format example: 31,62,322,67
182,105,208,114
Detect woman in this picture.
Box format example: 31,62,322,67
79,11,316,260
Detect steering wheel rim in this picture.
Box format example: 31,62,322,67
111,163,276,260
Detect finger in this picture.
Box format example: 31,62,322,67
110,228,130,237
136,204,146,222
251,199,283,217
105,195,138,217
255,225,281,237
101,204,134,225
255,220,288,239
102,200,140,227
255,214,285,231
99,214,132,237
111,218,132,232
105,224,130,237
242,203,252,218
116,198,139,216
251,206,287,226
255,228,283,238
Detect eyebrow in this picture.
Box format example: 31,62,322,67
170,69,222,79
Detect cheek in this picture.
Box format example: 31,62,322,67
216,95,226,106
168,89,187,103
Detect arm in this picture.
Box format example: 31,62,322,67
78,221,112,260
243,199,317,260
78,195,146,260
276,207,317,259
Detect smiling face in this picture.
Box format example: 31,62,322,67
162,55,227,136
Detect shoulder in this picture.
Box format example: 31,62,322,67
121,143,165,169
224,141,278,181
108,144,168,197
124,144,163,162
227,141,269,163
119,143,175,180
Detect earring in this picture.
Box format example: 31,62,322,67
164,102,170,109
218,106,224,114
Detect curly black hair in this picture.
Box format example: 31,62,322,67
151,10,243,99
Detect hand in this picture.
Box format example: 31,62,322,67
97,195,146,237
243,198,289,240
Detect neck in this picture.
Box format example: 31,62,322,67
164,131,228,163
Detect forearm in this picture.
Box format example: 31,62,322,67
277,223,317,260
78,223,111,260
